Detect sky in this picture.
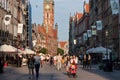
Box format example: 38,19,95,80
29,0,89,41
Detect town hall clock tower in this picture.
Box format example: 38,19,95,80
43,0,54,34
43,0,57,55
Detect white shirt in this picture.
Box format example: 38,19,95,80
57,55,62,62
54,56,57,60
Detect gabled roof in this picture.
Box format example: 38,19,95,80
74,12,83,22
84,3,90,13
38,25,46,36
38,24,58,38
77,13,83,20
59,41,67,48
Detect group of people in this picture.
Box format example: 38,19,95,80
49,54,79,77
65,55,78,77
82,54,91,69
0,51,92,79
27,52,41,80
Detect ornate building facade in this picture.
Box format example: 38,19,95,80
0,0,28,49
34,0,58,55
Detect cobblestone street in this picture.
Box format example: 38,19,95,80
0,64,120,80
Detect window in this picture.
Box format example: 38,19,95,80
45,13,47,18
49,13,50,18
47,13,49,18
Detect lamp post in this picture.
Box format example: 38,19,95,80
105,30,108,60
105,30,110,71
105,30,113,72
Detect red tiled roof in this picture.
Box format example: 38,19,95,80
59,42,67,48
38,25,57,39
85,3,90,13
38,25,46,35
74,12,83,22
76,13,83,20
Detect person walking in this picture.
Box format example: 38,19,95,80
56,54,62,70
27,54,35,79
50,56,53,66
87,54,91,69
0,57,4,73
83,54,87,69
34,52,41,80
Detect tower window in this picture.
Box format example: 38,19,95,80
47,13,49,18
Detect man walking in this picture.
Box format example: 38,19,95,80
34,52,41,80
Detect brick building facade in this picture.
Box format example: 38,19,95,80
34,0,58,55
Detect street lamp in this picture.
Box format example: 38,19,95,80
105,30,108,60
105,30,113,72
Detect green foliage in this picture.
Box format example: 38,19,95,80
40,47,47,54
57,48,64,55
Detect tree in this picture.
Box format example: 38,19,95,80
57,48,64,55
39,47,47,54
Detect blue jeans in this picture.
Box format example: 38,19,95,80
35,64,40,78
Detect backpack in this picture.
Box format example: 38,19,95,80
28,58,34,68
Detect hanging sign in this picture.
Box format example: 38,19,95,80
92,30,97,35
96,20,102,30
74,39,76,44
87,30,92,37
17,24,23,34
4,15,11,25
83,33,88,41
91,25,96,29
110,0,119,15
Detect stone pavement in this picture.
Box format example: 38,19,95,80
0,64,120,80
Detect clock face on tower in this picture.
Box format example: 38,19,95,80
45,4,50,10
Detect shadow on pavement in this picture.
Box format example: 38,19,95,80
79,64,120,80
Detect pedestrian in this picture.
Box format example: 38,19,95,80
53,55,57,66
50,56,53,66
56,54,62,70
83,54,87,69
40,55,44,68
27,54,35,79
34,52,41,80
87,54,91,69
66,57,71,76
61,56,65,68
0,57,4,73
